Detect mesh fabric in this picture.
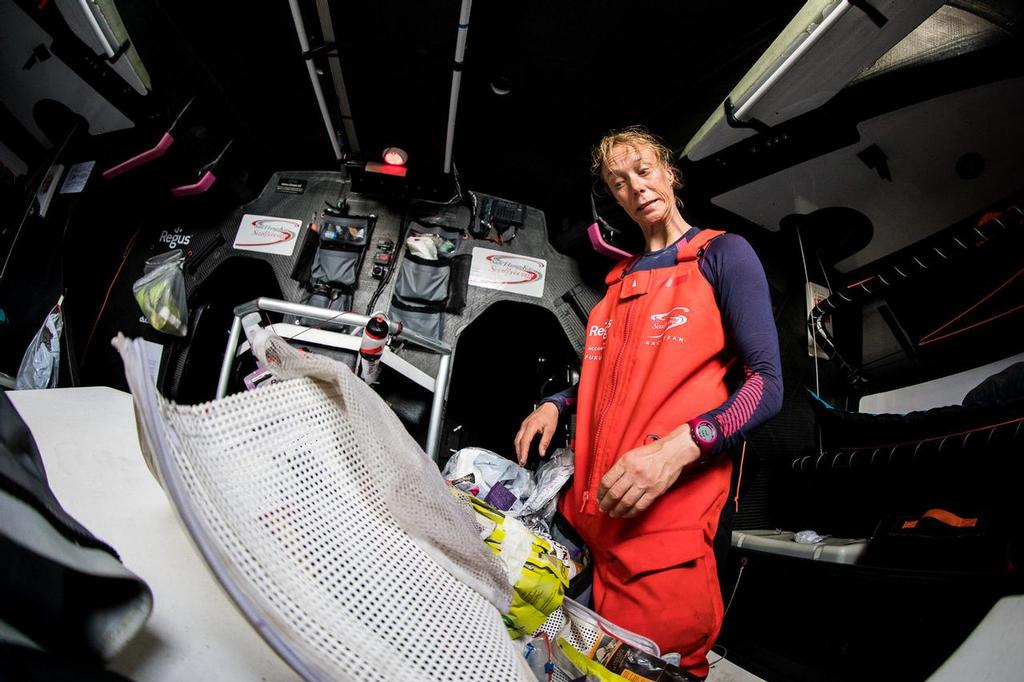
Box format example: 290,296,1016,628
115,333,528,681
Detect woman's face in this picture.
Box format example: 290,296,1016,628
603,143,677,230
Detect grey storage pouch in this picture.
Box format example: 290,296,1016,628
408,220,464,256
311,247,359,288
296,287,352,330
390,299,444,339
394,255,450,305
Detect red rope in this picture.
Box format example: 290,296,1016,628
919,267,1024,345
82,230,140,365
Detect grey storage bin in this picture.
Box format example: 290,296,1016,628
312,248,360,288
408,220,465,256
297,287,352,329
394,256,450,305
390,300,444,339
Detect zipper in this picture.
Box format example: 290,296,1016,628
584,293,637,513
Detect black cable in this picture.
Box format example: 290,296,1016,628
366,197,411,315
408,162,476,235
409,163,463,207
707,644,729,669
723,557,747,618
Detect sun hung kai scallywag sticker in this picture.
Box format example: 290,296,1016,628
233,214,302,256
468,246,547,298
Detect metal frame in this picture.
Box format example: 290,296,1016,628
286,0,345,161
443,0,473,173
217,297,453,461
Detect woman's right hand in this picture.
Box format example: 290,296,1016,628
513,402,559,466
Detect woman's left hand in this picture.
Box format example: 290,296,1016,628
597,424,702,518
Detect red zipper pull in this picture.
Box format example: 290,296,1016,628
580,490,589,513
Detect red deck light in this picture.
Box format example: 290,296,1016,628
382,147,408,166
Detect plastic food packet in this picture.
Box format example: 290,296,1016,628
15,296,64,389
450,488,569,638
586,633,697,682
133,250,188,336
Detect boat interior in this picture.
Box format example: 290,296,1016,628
2,1,1023,680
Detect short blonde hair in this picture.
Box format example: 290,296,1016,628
591,126,682,189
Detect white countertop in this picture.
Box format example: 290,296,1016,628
9,387,299,681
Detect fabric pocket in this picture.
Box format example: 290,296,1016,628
311,247,360,288
600,528,720,662
394,255,450,305
390,299,444,339
606,528,705,582
297,286,352,329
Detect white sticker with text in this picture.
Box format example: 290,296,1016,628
468,247,546,298
233,214,302,256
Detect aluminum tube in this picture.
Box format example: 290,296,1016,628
253,298,452,354
256,296,370,328
443,0,473,174
392,325,452,355
286,0,344,161
216,315,243,399
734,1,851,121
313,0,360,154
425,352,452,461
78,0,116,57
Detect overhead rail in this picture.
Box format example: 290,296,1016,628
286,0,345,162
443,0,473,174
312,0,360,155
683,0,944,161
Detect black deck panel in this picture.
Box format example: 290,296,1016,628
185,171,603,390
391,192,598,384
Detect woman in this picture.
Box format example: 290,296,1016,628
515,127,782,678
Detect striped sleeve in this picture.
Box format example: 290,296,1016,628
699,234,783,454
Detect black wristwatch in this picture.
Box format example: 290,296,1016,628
687,417,720,463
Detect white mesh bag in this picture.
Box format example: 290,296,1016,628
114,333,532,681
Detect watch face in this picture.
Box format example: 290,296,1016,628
694,420,717,443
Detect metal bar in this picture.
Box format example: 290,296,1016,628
216,314,243,399
257,296,372,329
257,323,436,391
389,322,452,356
313,0,360,155
77,0,116,58
443,0,473,174
426,352,452,461
254,297,452,354
286,0,344,161
219,298,453,460
735,2,852,121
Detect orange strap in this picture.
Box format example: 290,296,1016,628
902,508,978,530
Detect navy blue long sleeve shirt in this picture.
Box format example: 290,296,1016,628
544,226,782,455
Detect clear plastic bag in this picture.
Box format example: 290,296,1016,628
442,447,534,513
519,448,574,535
133,250,188,336
15,297,64,389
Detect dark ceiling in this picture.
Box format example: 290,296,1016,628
120,0,805,218
331,1,804,212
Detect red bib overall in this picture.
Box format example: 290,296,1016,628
559,229,733,678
